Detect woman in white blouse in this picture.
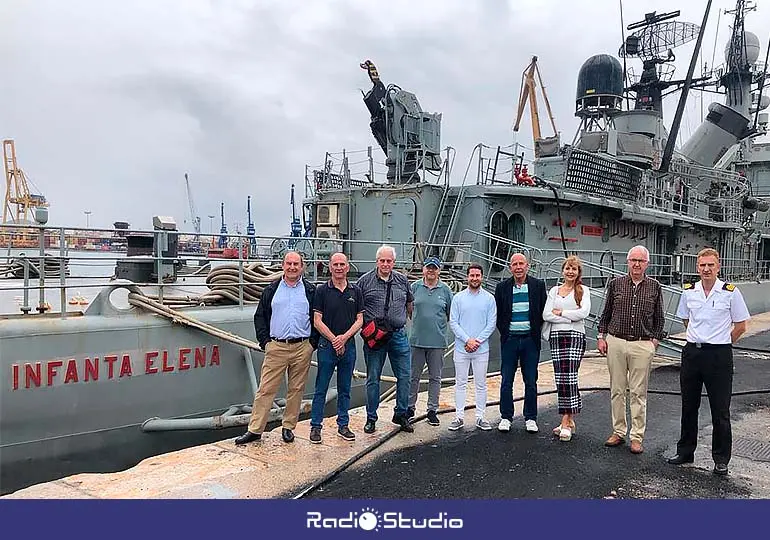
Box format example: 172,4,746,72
542,256,591,441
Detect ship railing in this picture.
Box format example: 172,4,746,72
676,253,764,283
640,161,751,223
305,145,455,198
0,223,476,317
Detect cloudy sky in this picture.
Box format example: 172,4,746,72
2,0,768,235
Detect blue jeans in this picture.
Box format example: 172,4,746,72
500,334,539,421
310,337,356,428
363,328,411,421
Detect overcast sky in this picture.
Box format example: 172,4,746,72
2,0,768,235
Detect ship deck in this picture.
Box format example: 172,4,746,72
5,315,770,500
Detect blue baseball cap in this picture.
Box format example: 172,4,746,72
423,256,442,268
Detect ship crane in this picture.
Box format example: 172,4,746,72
3,139,48,224
513,56,559,156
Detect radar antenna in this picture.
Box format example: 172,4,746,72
619,10,701,113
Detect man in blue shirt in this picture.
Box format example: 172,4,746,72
407,256,453,426
235,251,318,445
448,263,497,431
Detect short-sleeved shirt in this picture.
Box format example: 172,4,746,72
676,279,750,345
409,279,453,348
356,269,413,329
313,281,364,336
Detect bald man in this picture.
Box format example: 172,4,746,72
308,253,364,444
494,253,547,434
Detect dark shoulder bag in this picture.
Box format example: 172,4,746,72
361,280,393,350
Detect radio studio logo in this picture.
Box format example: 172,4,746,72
306,506,463,530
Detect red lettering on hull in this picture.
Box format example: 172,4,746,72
25,362,41,388
9,344,225,390
179,348,191,371
161,351,173,373
64,359,79,384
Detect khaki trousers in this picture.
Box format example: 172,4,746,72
247,340,313,434
606,334,655,442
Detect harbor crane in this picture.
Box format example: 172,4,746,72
513,56,560,156
183,173,201,237
3,139,48,224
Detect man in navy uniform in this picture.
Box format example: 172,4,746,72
667,248,750,476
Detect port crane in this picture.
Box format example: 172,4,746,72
3,139,48,224
183,173,203,252
513,56,560,157
246,195,256,256
218,202,228,248
183,173,201,237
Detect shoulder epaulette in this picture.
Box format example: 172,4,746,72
722,282,736,292
683,282,694,290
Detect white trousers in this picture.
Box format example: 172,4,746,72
453,349,489,421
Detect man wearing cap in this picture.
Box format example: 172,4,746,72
407,256,453,426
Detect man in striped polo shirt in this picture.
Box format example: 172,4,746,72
494,253,547,433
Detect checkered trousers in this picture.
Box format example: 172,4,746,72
549,330,586,414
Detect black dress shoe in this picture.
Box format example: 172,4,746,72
713,463,729,476
234,431,261,445
667,454,694,465
364,419,376,433
398,417,414,433
281,428,295,443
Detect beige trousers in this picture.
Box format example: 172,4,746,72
606,334,655,442
247,340,313,434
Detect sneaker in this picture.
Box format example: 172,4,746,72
426,410,440,426
525,419,539,433
476,418,493,431
448,418,464,431
406,407,415,420
498,419,511,432
364,419,376,434
309,426,322,444
337,425,355,441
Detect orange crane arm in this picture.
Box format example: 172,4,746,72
512,56,558,145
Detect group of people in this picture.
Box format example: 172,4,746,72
234,244,750,476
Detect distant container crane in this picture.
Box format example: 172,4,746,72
3,139,48,224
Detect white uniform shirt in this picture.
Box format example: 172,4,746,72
676,278,750,345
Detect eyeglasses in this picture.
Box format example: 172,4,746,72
628,258,648,264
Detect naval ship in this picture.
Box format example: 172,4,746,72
1,0,768,495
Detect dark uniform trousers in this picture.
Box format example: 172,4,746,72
677,342,733,464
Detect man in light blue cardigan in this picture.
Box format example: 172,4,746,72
448,263,498,431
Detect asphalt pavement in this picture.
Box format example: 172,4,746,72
302,333,770,499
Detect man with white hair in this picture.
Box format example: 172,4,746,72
356,245,414,434
597,245,664,455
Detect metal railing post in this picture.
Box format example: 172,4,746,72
60,227,66,318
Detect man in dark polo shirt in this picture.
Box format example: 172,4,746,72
597,245,664,455
309,252,364,444
357,244,414,434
